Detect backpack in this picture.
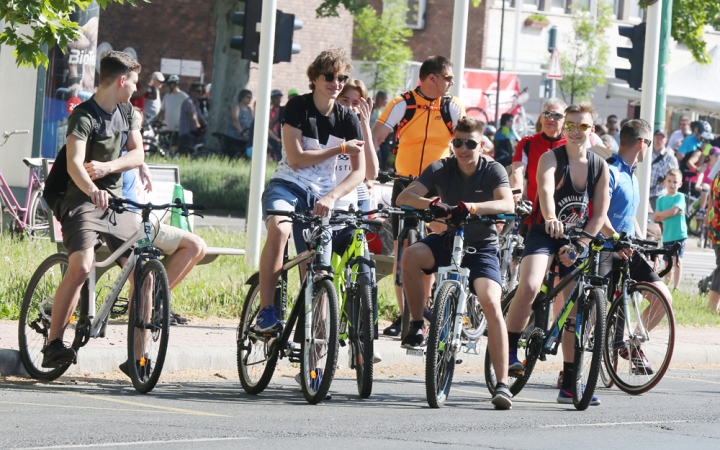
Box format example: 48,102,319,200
393,90,454,149
43,101,135,219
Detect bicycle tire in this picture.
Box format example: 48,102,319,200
237,276,279,394
28,189,50,239
426,281,459,408
604,282,675,395
572,287,605,410
400,228,419,339
127,259,170,394
351,275,374,398
484,288,536,396
18,253,74,380
466,107,490,126
300,278,339,404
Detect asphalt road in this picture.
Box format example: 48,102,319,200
1,369,719,449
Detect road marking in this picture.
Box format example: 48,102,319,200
15,437,251,450
65,391,229,417
451,387,557,404
0,401,213,416
542,420,689,428
665,376,720,385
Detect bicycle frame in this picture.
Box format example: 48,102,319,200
434,229,471,355
394,210,427,287
0,163,43,231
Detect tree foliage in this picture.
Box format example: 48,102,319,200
0,0,142,67
670,0,720,64
557,3,612,104
353,1,412,93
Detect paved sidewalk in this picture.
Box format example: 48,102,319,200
2,319,719,376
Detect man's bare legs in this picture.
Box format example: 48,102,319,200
48,248,95,342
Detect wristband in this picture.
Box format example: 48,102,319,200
545,215,556,221
469,203,477,215
340,142,346,154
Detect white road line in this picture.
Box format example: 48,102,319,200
541,420,689,429
15,437,252,450
665,376,720,385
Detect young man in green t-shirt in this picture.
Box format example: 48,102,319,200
42,51,144,368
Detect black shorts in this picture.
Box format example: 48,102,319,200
599,250,661,292
390,178,436,239
522,226,579,278
416,233,502,293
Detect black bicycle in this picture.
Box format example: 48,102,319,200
484,227,614,410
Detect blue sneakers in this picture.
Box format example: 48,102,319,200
508,350,525,373
252,305,283,333
557,386,601,406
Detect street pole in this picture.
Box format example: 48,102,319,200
511,0,522,70
635,2,662,236
495,0,507,129
654,0,673,132
449,0,469,99
245,0,278,267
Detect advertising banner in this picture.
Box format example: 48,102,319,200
461,69,520,125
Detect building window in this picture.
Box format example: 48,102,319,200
385,0,427,30
629,1,644,19
524,0,540,6
551,0,568,11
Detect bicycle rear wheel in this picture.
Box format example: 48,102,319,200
351,274,374,398
426,281,458,408
237,276,279,394
18,253,75,380
604,282,675,394
28,189,50,239
300,279,339,404
400,229,419,340
573,288,605,410
127,259,170,394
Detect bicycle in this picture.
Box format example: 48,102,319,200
18,197,203,393
236,209,342,404
423,211,514,408
331,207,384,398
484,227,613,410
602,237,677,394
0,129,50,238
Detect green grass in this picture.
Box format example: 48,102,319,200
669,288,720,327
146,155,276,212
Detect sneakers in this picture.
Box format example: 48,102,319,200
119,359,152,382
423,307,433,322
492,384,513,410
294,372,332,400
383,316,402,336
556,371,563,389
373,351,382,364
251,305,283,333
508,350,524,374
41,339,76,368
618,342,654,375
400,323,426,349
557,386,601,406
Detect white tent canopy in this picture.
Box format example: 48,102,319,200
607,45,720,116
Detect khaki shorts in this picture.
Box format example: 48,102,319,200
134,215,184,256
61,199,139,256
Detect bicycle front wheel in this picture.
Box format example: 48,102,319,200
351,275,374,398
127,259,170,394
18,253,74,380
237,276,278,394
572,288,605,410
604,282,675,394
426,281,459,408
461,292,486,341
300,279,339,404
28,189,50,239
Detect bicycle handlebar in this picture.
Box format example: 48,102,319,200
0,130,30,147
376,171,416,184
109,197,205,216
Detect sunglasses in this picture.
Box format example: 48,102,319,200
564,122,592,132
639,137,652,147
542,110,565,121
452,138,480,150
433,73,454,83
323,73,349,84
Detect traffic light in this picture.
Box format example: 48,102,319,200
615,22,646,90
230,0,262,63
229,2,302,64
274,11,302,63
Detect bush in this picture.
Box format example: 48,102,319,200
147,155,277,212
526,13,549,23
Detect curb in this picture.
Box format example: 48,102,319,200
2,342,719,378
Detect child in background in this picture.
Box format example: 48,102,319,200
654,168,688,290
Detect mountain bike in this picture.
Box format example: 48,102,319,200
603,237,677,394
484,227,613,410
237,210,343,404
0,129,50,238
424,211,514,408
331,207,384,398
18,198,202,393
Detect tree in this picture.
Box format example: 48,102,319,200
668,0,720,64
557,3,612,104
0,0,144,67
353,1,412,93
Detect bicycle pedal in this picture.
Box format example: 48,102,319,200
539,355,547,361
111,297,129,316
338,339,346,347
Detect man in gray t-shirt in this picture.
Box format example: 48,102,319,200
395,116,516,409
155,74,188,132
